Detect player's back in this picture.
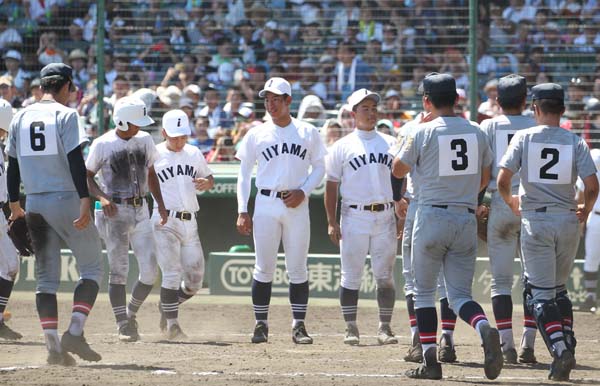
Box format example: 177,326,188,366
410,116,491,208
8,101,80,194
480,114,536,191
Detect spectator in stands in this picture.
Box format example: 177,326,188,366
299,21,325,58
259,20,284,54
223,86,244,124
356,1,383,42
473,38,497,81
207,135,237,162
198,84,228,136
2,50,26,94
235,20,260,64
376,119,393,135
400,63,426,100
337,103,354,137
502,0,536,24
0,14,21,49
380,89,411,128
321,118,343,147
583,98,600,149
189,116,214,156
330,0,360,38
37,31,65,66
317,54,337,109
68,49,90,90
24,0,58,24
21,77,42,107
60,18,89,54
297,94,326,127
0,75,21,107
209,37,243,86
169,23,188,55
335,41,373,102
381,22,401,70
478,79,501,118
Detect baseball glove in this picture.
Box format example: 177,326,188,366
7,217,34,256
477,208,488,243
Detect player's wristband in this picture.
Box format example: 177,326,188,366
7,156,21,203
391,175,404,202
478,187,486,206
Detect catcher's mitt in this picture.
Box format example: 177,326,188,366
477,209,489,243
7,217,34,256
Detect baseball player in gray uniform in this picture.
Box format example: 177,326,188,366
0,99,21,341
236,77,327,345
392,73,502,380
86,96,168,342
480,74,539,364
498,83,598,381
7,63,104,365
153,109,214,340
324,88,399,346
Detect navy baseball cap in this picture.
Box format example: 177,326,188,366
498,74,527,103
40,63,73,79
422,73,456,96
531,83,564,101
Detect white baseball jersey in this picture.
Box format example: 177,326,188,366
153,142,213,212
86,130,159,198
236,117,327,192
0,156,6,202
480,114,536,192
326,129,395,206
7,101,85,194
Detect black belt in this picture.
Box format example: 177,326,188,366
595,211,600,216
432,204,475,214
0,202,4,209
167,210,195,221
535,207,576,213
112,196,144,207
349,203,394,212
260,189,288,198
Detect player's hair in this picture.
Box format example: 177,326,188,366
498,94,526,110
40,76,70,94
534,98,564,114
426,92,457,109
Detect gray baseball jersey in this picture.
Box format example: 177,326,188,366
7,101,83,194
86,130,159,199
0,156,6,202
481,115,536,192
500,125,597,211
397,116,493,209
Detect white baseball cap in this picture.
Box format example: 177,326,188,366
258,77,291,98
162,109,191,137
0,99,13,131
113,96,154,131
347,88,380,110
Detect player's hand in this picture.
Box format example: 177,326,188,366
327,222,341,245
194,178,212,191
100,196,118,217
475,204,489,218
74,198,91,230
282,189,305,208
8,202,25,221
420,112,435,123
394,198,408,219
508,195,521,217
158,205,168,225
396,216,405,240
237,213,252,235
576,204,589,223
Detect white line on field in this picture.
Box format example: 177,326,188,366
0,366,39,372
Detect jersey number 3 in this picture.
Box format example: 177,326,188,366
528,143,572,184
439,133,478,176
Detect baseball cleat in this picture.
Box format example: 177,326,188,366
438,333,457,363
292,322,313,344
480,324,503,380
166,323,187,341
578,296,597,313
158,302,167,332
61,331,101,362
118,317,140,342
251,322,268,344
376,324,398,345
548,349,576,381
47,350,76,366
503,348,518,364
518,347,537,364
406,348,442,380
0,321,22,340
343,324,360,345
404,333,423,363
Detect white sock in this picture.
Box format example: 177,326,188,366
521,328,537,349
410,325,418,340
378,321,389,329
256,319,268,327
68,313,87,336
553,340,567,357
44,329,61,352
166,318,178,330
422,344,437,364
499,328,515,350
292,319,304,328
475,320,491,344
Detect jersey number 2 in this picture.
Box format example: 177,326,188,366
451,139,468,171
29,121,46,151
539,148,559,180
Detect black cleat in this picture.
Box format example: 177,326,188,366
578,296,597,313
406,348,442,380
61,331,101,362
0,321,22,340
158,302,167,332
480,324,503,380
47,350,76,366
404,333,423,363
438,333,457,363
118,318,140,342
518,347,537,364
503,348,518,364
343,324,360,346
251,322,268,344
292,322,313,344
548,350,576,381
377,324,398,345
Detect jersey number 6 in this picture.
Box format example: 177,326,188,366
30,121,46,151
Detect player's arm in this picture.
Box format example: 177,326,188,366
148,165,168,225
6,156,25,220
67,145,93,229
86,169,118,217
579,174,599,223
391,174,407,239
194,175,214,191
324,180,341,245
480,164,491,192
497,167,519,216
236,156,254,235
391,158,410,178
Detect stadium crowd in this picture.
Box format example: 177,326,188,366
1,0,600,160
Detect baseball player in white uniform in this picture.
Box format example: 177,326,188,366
153,109,214,340
236,77,327,344
86,96,168,342
480,74,539,364
7,63,104,365
324,89,399,346
0,99,21,341
498,83,598,381
580,148,600,313
392,74,502,380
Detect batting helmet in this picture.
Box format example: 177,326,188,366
0,99,14,131
113,96,154,131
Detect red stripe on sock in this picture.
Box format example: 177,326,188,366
419,333,437,344
544,322,562,334
562,318,572,326
469,314,487,328
40,317,58,329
